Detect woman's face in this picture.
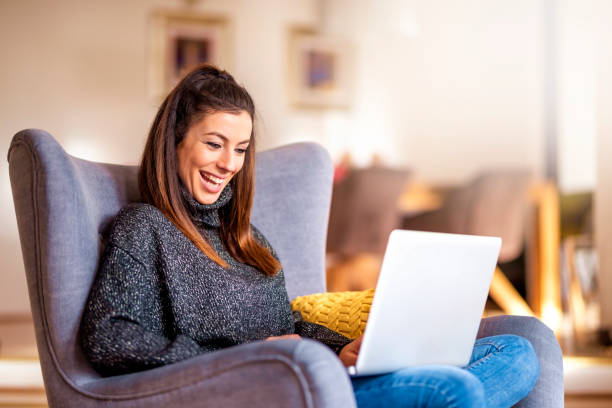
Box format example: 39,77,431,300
176,110,252,205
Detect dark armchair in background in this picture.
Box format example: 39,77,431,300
327,166,412,256
405,170,531,302
401,170,561,319
326,166,411,291
402,170,531,264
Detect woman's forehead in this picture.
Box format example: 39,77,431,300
190,110,252,140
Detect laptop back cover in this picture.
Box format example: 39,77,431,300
354,230,501,376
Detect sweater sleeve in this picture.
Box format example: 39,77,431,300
249,225,353,353
292,311,353,354
80,244,206,376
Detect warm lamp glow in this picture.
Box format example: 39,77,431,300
541,301,563,333
489,267,534,317
536,182,562,334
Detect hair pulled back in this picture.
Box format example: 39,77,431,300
139,64,280,275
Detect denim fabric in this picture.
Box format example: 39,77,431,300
467,335,540,407
351,335,539,408
477,316,563,408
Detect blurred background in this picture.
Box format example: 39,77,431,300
1,0,612,406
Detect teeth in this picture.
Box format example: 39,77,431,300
201,172,224,184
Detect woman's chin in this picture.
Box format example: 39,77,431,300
195,191,221,205
194,179,224,204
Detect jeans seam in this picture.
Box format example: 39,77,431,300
474,341,504,352
468,354,492,369
468,339,508,371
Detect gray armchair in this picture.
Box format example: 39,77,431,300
8,129,353,407
8,129,563,407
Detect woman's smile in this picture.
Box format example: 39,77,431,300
199,171,226,193
176,110,252,204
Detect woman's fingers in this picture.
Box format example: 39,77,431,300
265,334,301,341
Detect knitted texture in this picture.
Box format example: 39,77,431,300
80,184,351,376
291,289,375,339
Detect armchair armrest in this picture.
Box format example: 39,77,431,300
477,315,564,408
294,291,563,408
72,339,356,408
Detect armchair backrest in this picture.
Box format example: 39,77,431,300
8,129,332,391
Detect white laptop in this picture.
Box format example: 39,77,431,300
347,229,502,377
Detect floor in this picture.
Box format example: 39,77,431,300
0,317,45,406
2,316,612,407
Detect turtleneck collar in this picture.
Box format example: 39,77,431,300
180,182,233,228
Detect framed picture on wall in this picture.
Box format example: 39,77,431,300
289,29,353,108
149,11,232,99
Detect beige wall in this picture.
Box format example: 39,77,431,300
323,0,546,183
557,0,597,193
1,0,602,315
0,0,319,314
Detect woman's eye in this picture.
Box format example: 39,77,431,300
206,142,222,149
235,148,247,154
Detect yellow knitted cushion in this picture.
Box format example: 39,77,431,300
291,289,375,340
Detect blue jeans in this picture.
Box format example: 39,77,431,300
351,335,540,408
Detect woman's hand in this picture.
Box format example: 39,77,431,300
265,334,301,341
338,335,363,367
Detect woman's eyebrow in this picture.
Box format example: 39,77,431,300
203,132,250,145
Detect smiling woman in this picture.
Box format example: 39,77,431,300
137,65,279,273
80,64,352,378
176,110,252,205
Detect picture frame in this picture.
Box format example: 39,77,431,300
149,11,232,99
288,29,353,108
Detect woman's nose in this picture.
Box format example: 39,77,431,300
217,150,237,172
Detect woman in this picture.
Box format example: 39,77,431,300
80,65,539,407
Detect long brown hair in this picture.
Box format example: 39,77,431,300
138,64,281,276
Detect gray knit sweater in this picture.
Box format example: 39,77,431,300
80,184,351,377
